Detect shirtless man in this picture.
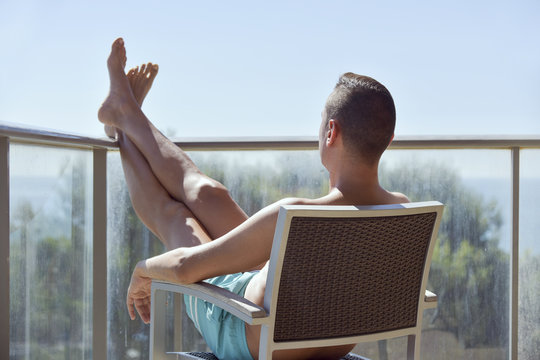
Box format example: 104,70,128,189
98,38,408,359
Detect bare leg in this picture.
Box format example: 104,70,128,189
98,38,248,239
117,62,212,249
118,130,211,250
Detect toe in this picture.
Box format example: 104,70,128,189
112,37,123,48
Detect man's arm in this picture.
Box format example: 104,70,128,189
126,197,307,322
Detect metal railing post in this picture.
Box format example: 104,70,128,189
510,147,520,360
0,137,9,360
93,148,108,359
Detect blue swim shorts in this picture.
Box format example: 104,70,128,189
184,272,258,360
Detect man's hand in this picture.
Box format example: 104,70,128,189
126,261,153,324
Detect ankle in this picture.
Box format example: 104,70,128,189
113,97,144,130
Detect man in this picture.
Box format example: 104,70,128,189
99,38,408,359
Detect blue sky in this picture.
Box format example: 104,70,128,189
1,0,539,138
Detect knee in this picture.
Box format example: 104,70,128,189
246,271,267,307
186,177,232,208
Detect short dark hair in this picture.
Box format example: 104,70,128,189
324,73,395,164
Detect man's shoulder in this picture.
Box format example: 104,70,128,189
389,192,410,204
274,193,411,207
275,197,316,206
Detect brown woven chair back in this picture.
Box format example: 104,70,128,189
273,212,437,342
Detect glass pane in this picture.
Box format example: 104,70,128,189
9,144,93,359
190,150,328,215
106,147,511,359
352,149,511,359
519,149,540,360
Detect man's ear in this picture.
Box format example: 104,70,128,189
326,119,338,145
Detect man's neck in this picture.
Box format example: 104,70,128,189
326,159,386,205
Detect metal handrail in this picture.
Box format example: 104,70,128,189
0,122,115,149
2,122,540,150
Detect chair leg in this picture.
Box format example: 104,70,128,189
406,333,421,360
258,325,273,360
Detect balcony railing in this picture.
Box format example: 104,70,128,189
1,123,539,360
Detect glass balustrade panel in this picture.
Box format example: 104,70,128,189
107,148,512,360
9,144,93,360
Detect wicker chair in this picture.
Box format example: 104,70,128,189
150,201,444,360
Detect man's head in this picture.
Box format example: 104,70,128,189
321,73,396,165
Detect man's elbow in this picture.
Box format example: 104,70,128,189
171,248,199,285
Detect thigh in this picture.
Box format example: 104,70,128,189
182,174,249,239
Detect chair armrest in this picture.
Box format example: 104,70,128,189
423,289,438,309
152,280,268,325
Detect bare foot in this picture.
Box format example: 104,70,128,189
104,61,159,139
98,38,139,135
128,62,159,105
